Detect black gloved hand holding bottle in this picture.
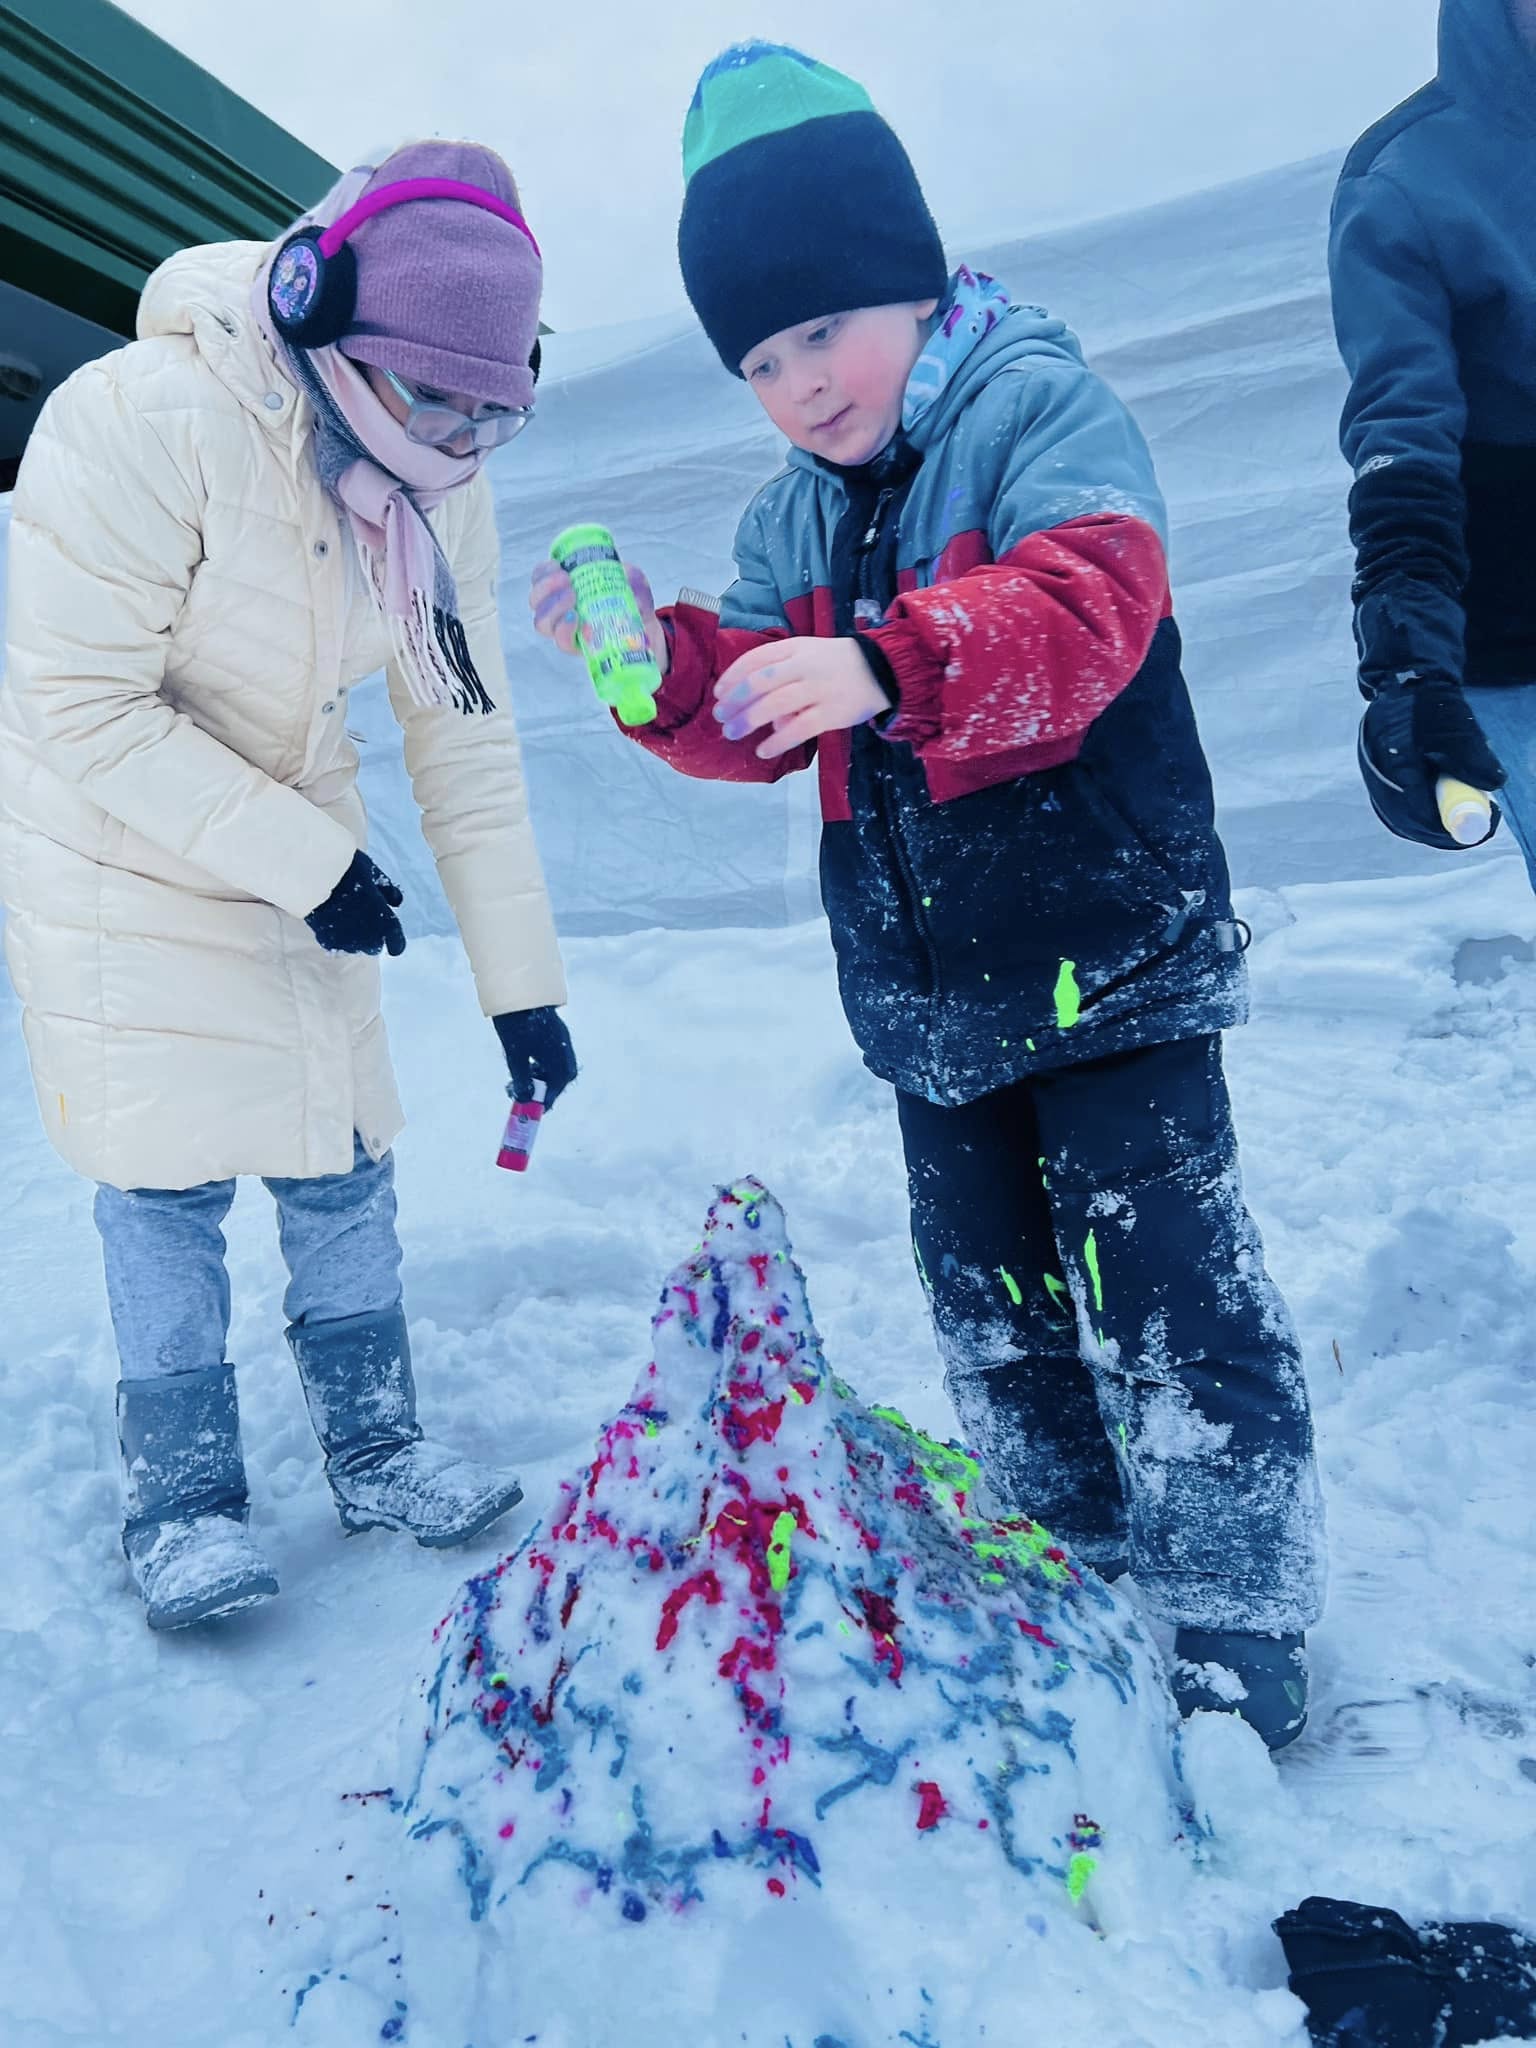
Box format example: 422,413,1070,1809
492,1006,577,1110
1357,677,1506,849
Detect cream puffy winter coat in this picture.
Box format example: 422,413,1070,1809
0,240,566,1191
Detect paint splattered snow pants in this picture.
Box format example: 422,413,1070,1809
897,1033,1326,1634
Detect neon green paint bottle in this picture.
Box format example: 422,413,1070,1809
550,522,660,727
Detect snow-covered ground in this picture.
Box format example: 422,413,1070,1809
3,866,1535,2046
3,152,1536,2046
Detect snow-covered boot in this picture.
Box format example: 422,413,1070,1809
286,1307,523,1547
1171,1628,1309,1751
118,1366,280,1630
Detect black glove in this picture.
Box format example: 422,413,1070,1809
1276,1894,1536,2048
492,1006,577,1110
1357,679,1506,850
305,852,406,957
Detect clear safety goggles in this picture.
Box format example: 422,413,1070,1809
380,367,532,451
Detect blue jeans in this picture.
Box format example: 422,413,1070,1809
1465,681,1536,887
95,1135,404,1380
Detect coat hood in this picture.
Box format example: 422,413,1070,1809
904,301,1087,453
136,239,291,412
1439,0,1536,130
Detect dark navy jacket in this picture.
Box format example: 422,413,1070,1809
632,283,1245,1106
1329,0,1536,693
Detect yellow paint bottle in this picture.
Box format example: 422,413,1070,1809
1436,777,1493,846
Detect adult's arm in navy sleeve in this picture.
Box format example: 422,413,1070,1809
1328,166,1470,696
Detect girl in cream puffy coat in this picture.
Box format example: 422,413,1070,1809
0,142,574,1629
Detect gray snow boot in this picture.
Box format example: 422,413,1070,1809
118,1367,280,1630
286,1307,523,1548
1171,1627,1309,1751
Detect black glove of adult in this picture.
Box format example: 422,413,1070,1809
492,1006,577,1109
1357,679,1507,850
305,851,407,957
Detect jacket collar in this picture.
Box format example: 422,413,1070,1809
1439,0,1536,132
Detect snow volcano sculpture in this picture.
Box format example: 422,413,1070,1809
399,1180,1206,2047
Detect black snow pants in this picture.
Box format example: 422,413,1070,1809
897,1033,1325,1635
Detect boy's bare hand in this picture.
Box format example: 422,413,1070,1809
528,559,669,672
714,637,889,759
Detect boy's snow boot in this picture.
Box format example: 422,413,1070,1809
1171,1627,1309,1751
118,1366,280,1630
286,1306,523,1547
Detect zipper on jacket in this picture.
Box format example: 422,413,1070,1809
872,747,945,1000
850,473,944,1001
859,486,897,553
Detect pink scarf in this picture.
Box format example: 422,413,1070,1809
252,262,494,714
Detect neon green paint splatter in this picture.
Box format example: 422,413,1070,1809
999,1267,1023,1307
788,1383,808,1405
1043,1273,1070,1314
767,1510,798,1592
1053,959,1082,1030
644,1418,660,1438
1026,1037,1036,1051
1066,1852,1097,1902
1084,1230,1104,1314
922,895,933,908
1118,1420,1129,1449
489,1672,509,1688
866,1406,1073,1582
913,1237,932,1293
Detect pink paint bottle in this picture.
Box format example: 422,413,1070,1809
496,1079,546,1173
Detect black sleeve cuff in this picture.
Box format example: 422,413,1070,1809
855,633,901,722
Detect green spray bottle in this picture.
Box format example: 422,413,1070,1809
550,523,660,727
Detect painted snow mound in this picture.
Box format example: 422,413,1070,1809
394,1180,1246,2047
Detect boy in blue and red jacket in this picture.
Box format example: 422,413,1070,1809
534,44,1325,1747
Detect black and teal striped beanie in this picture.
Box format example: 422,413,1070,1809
678,43,948,375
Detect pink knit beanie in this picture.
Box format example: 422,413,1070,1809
339,140,542,409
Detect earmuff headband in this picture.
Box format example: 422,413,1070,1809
317,179,542,261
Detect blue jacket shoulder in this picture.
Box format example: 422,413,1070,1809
1338,81,1450,185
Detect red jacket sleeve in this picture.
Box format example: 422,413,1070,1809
866,513,1168,763
614,601,813,784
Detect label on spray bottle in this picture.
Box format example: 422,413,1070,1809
549,522,661,727
496,1079,547,1173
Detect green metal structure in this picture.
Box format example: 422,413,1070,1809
1,0,337,482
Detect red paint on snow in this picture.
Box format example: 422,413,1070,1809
915,1781,948,1831
856,1587,905,1682
656,1570,724,1651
